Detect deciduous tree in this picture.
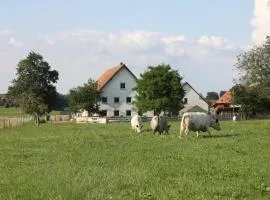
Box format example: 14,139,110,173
68,79,101,115
7,51,59,125
234,36,270,114
133,64,185,115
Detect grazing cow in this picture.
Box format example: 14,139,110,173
151,115,171,134
179,112,221,138
131,115,143,133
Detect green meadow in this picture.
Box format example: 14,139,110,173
0,120,270,200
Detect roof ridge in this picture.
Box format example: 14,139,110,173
97,62,127,91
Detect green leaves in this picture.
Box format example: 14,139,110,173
68,79,101,114
134,63,185,115
7,51,59,117
234,36,270,116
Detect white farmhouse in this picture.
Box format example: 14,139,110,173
97,63,208,117
97,63,138,117
179,82,209,115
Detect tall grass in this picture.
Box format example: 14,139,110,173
0,120,270,199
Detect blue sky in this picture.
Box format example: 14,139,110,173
1,0,270,95
1,0,253,43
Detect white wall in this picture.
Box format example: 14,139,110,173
99,68,138,117
182,84,209,112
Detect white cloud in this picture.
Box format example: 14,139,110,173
119,30,162,50
162,35,186,45
251,0,270,44
38,36,55,45
0,29,12,36
8,37,23,48
197,35,232,49
0,29,240,95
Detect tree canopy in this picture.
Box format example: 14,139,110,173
205,91,219,106
133,64,185,115
234,36,270,115
235,36,270,87
7,51,59,125
68,79,101,115
206,92,219,100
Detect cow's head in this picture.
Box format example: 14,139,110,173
210,118,221,131
136,124,143,132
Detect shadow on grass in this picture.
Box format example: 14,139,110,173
142,129,171,136
201,133,240,138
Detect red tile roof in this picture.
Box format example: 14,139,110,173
97,63,137,91
213,89,232,107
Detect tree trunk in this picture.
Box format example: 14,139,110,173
34,113,40,126
44,112,48,122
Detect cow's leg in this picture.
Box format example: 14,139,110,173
185,128,189,136
184,119,189,136
206,127,211,137
196,131,199,138
179,128,185,138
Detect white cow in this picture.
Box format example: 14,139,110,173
179,112,221,138
131,115,143,133
151,115,170,134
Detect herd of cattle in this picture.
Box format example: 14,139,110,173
131,112,221,138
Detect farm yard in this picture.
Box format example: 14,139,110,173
0,120,270,199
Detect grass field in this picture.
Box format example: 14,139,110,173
0,107,24,117
0,120,270,200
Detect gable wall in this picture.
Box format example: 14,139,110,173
183,84,209,112
99,68,137,117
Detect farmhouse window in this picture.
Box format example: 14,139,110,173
126,110,131,116
126,97,131,103
102,97,107,103
184,98,188,104
114,110,119,116
120,82,126,89
114,97,120,103
100,110,107,116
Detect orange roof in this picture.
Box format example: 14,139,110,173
97,63,137,91
214,89,232,105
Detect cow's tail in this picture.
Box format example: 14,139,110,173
179,114,186,138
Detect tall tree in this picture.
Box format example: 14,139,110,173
134,64,185,115
234,35,270,114
232,84,258,119
235,36,270,87
205,91,219,106
52,93,69,111
7,51,59,125
68,79,101,115
233,84,270,117
206,92,219,100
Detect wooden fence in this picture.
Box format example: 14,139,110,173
0,116,32,129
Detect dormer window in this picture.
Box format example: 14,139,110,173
184,98,188,104
120,82,126,89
